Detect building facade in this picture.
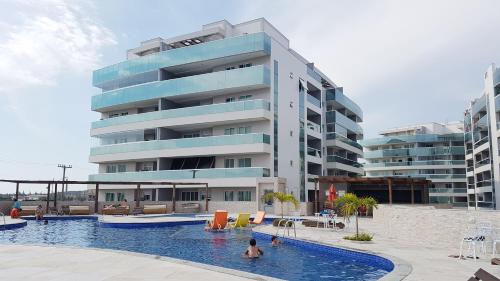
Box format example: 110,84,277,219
361,122,467,206
464,63,500,210
88,18,363,214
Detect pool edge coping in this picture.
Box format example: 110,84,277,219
2,244,282,281
252,226,412,281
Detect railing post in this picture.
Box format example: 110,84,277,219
15,183,19,200
54,183,58,208
46,184,50,212
94,184,99,214
172,184,176,213
205,183,209,213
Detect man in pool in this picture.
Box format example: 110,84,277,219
271,235,281,246
244,238,263,258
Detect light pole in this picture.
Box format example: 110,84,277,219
58,164,72,200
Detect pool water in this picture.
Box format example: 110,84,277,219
0,219,389,280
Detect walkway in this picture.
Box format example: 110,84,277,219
0,245,274,281
254,218,500,281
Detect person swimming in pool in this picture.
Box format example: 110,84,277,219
271,235,281,246
244,238,263,258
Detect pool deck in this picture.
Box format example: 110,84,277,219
0,245,277,281
99,214,206,224
1,217,27,230
253,218,500,281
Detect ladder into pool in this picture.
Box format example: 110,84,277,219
276,218,296,238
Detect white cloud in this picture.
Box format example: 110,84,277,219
0,0,116,94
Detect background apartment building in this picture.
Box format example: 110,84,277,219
361,122,467,206
464,63,500,210
88,18,363,214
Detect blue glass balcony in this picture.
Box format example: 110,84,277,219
363,146,465,159
91,65,271,111
92,99,271,129
89,167,270,181
93,32,271,87
360,133,464,147
494,68,500,86
364,160,465,168
325,111,363,135
326,155,362,168
325,88,363,120
471,95,487,116
306,95,321,108
90,133,271,156
325,132,362,150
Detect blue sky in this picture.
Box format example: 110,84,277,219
1,0,500,192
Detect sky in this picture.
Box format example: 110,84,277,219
1,0,500,193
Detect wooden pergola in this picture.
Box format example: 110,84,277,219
313,176,431,213
0,179,209,213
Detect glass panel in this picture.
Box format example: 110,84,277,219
92,65,271,111
90,133,271,156
325,88,363,120
93,32,271,87
325,111,363,135
306,94,321,108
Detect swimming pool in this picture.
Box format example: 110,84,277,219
0,219,391,280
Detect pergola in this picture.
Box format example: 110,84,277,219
0,179,209,213
313,176,431,213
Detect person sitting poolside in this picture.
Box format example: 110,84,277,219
35,205,44,220
12,199,21,210
120,199,128,208
244,238,264,258
271,235,281,246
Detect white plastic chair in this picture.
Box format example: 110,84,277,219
492,228,500,257
459,222,493,261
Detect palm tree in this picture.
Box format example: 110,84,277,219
262,192,299,218
336,193,378,238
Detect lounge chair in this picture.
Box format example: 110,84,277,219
19,206,37,216
468,268,500,281
69,206,90,215
205,210,228,231
230,213,251,228
102,205,130,215
250,211,266,225
143,205,167,214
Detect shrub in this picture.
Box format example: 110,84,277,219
343,233,373,241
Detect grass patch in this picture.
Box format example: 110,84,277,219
343,233,373,241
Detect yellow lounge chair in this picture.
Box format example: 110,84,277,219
205,210,228,231
250,211,266,225
230,213,251,228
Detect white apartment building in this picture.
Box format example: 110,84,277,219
464,63,500,210
361,122,467,206
88,18,363,214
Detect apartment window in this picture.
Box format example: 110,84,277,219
224,128,236,135
225,66,235,70
224,191,234,201
118,164,126,172
225,97,235,103
181,191,198,201
238,126,251,134
246,63,252,68
114,138,127,144
140,162,155,171
121,112,128,116
105,193,115,202
225,159,235,168
238,158,252,168
238,191,251,201
239,95,252,101
117,192,125,201
238,63,252,68
183,132,200,138
106,165,117,173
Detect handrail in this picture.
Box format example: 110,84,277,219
0,212,5,230
276,218,296,238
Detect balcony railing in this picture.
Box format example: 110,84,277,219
326,155,362,168
306,122,322,133
363,146,465,159
92,65,271,111
325,88,363,120
93,32,271,87
476,180,492,187
89,167,271,181
92,99,271,130
325,111,363,135
90,133,270,156
325,132,362,150
306,94,321,108
364,160,465,168
307,147,322,158
429,188,467,194
360,133,465,147
474,158,490,168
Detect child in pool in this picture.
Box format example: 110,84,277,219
244,238,263,258
271,235,281,246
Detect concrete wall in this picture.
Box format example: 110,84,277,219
373,205,500,250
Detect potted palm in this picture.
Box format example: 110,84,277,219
262,192,299,220
336,193,378,241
